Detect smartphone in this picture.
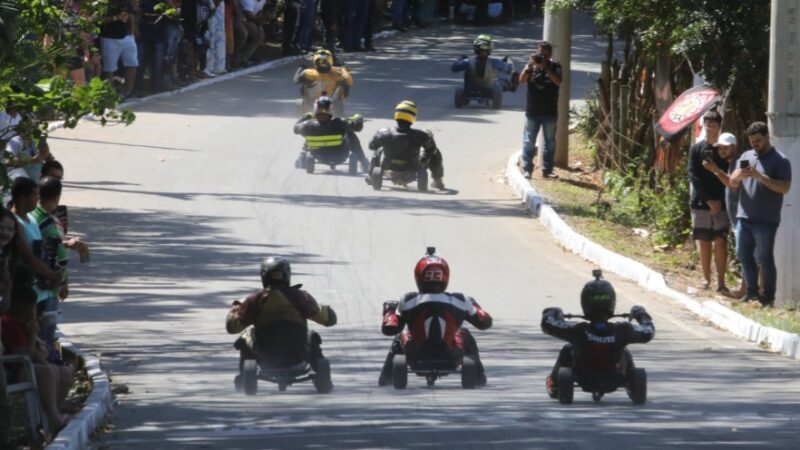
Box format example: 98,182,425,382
740,159,750,169
54,205,68,234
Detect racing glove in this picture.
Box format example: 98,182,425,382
349,113,364,130
301,112,314,121
542,307,564,320
502,56,509,62
630,305,651,323
383,301,399,314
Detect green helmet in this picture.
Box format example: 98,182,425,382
580,270,616,321
473,34,493,54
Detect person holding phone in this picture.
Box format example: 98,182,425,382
729,122,792,306
688,111,730,293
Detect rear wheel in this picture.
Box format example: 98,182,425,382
392,354,407,390
557,367,573,404
305,155,315,174
629,368,647,405
314,358,334,394
278,382,288,392
348,155,359,174
454,88,465,108
371,167,383,191
417,168,428,192
243,360,258,396
461,355,478,389
426,375,436,387
491,88,503,110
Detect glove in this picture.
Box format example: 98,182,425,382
543,307,564,319
460,54,469,60
630,305,649,322
350,113,364,123
502,56,509,62
301,112,313,121
383,301,399,314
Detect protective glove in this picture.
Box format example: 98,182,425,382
502,56,509,62
350,113,364,123
301,112,314,121
460,54,469,60
383,301,399,314
630,305,649,322
542,307,564,319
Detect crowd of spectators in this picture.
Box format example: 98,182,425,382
59,0,542,98
1,101,90,441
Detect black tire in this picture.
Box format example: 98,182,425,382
314,358,334,394
426,376,435,387
454,88,465,108
278,382,287,392
243,359,258,396
392,354,407,390
305,155,315,174
371,167,383,191
417,168,428,192
491,88,503,110
461,355,478,389
348,155,358,175
629,368,647,405
557,367,573,404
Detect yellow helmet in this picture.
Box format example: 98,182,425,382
394,100,418,124
313,49,333,71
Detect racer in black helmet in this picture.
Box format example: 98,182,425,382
294,95,370,171
226,257,337,391
452,34,519,93
540,270,655,398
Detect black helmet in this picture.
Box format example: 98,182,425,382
580,270,616,321
261,257,291,288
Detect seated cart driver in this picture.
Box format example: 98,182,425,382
451,34,518,93
294,95,369,172
293,49,353,115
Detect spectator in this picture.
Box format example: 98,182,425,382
100,0,139,98
320,0,344,55
224,0,237,69
234,0,264,67
135,0,170,94
41,160,65,181
702,132,744,296
161,0,182,89
1,277,74,435
0,207,15,317
340,0,369,52
392,0,409,30
295,0,318,53
687,111,729,293
4,122,51,183
37,161,89,265
0,101,22,144
361,0,380,52
283,0,302,56
730,122,792,306
206,0,228,75
519,41,562,179
29,177,69,351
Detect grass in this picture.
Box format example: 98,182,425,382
528,131,800,336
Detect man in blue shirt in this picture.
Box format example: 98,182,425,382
730,122,792,306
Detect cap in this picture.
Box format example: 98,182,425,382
714,132,737,147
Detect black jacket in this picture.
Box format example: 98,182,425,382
688,141,729,209
368,125,438,167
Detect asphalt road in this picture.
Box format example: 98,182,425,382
52,15,800,449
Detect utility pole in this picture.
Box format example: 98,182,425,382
770,0,800,307
543,0,572,168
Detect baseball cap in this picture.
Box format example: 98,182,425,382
714,132,737,147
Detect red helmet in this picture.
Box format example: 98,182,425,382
414,247,450,293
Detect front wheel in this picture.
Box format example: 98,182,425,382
491,88,503,110
417,168,428,192
371,167,383,191
628,368,647,405
348,155,359,175
392,354,407,389
305,155,315,174
557,367,573,404
313,358,333,394
461,355,478,389
454,88,465,108
243,359,258,396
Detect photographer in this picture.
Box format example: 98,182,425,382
688,111,729,294
519,41,562,179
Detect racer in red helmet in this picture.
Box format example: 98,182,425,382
378,247,493,386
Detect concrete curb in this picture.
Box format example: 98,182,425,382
46,332,113,450
504,151,800,360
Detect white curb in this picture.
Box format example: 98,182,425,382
505,150,800,360
46,333,113,450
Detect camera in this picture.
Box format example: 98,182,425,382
702,144,714,161
532,53,544,64
740,159,750,169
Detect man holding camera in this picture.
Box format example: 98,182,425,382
729,122,792,306
519,41,562,180
688,111,730,293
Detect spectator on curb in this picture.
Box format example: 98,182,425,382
234,0,264,67
0,207,15,341
100,0,139,98
4,122,51,183
1,277,74,436
730,122,792,307
295,0,318,53
688,111,729,293
38,161,89,264
224,0,237,69
135,0,169,94
702,132,745,297
41,160,64,181
361,0,380,52
0,101,22,144
340,0,369,52
206,0,228,75
29,177,69,352
320,0,344,55
519,41,561,180
282,0,302,56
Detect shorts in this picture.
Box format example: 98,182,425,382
691,208,730,241
100,35,139,72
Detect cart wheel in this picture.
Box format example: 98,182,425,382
243,359,258,396
491,88,503,110
592,392,603,402
426,376,435,387
557,367,573,404
348,155,359,175
461,355,478,389
629,368,647,405
454,88,465,108
313,358,334,394
392,354,407,390
371,167,383,191
417,168,428,192
305,155,315,174
278,382,287,392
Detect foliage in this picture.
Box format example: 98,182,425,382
0,0,135,145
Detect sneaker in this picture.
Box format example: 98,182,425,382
543,172,559,180
433,178,445,190
739,294,760,303
546,375,557,398
523,170,532,179
758,296,775,307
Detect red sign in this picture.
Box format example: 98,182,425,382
655,85,720,139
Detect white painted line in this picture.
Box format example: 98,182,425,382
504,150,800,360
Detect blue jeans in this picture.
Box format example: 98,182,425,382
392,0,407,25
296,0,318,50
521,114,557,174
736,219,779,301
136,38,166,91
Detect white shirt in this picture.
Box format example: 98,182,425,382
0,111,21,141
